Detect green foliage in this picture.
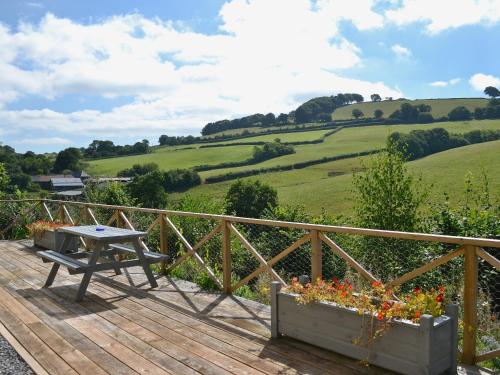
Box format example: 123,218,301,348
370,94,381,102
252,142,295,162
84,139,150,158
162,169,201,192
390,127,500,160
352,109,364,119
128,170,168,208
448,106,472,121
295,93,363,123
389,103,432,123
352,143,427,280
117,162,159,177
225,180,278,218
374,109,383,119
0,163,10,192
84,181,135,206
53,147,83,173
484,86,500,98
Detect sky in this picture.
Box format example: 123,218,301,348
0,0,499,153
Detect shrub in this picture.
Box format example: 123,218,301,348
225,180,278,218
448,106,472,121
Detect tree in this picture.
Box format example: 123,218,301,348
128,171,168,208
353,143,426,281
0,163,9,192
276,113,288,124
484,86,500,98
53,148,82,173
448,106,472,121
370,94,381,102
374,109,384,119
352,109,364,119
225,180,278,218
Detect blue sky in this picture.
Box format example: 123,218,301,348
0,0,499,153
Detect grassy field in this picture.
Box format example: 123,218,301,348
180,140,500,217
87,119,500,177
86,144,255,176
332,98,488,120
199,119,500,178
217,128,333,144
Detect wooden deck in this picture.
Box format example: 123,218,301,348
0,241,490,375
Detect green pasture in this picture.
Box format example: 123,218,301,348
200,119,500,179
332,98,488,120
180,140,500,217
86,144,255,176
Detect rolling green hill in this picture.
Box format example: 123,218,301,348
178,140,500,216
332,98,488,120
87,119,500,178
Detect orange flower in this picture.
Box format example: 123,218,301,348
413,286,422,295
438,285,445,293
371,281,382,288
436,294,444,303
414,311,421,319
377,312,384,320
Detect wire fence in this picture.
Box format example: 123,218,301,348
0,198,499,367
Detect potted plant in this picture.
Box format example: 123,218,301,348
271,278,458,375
27,221,78,252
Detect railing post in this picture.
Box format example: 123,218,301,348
159,213,168,274
222,219,232,293
311,230,322,282
463,245,478,365
58,204,66,224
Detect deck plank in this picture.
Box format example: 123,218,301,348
0,241,394,375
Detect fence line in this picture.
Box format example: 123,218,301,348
1,198,499,366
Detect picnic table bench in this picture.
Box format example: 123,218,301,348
37,225,168,301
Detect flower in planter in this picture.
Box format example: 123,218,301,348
286,277,445,323
27,221,73,236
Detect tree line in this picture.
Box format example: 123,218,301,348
389,128,500,160
200,92,365,136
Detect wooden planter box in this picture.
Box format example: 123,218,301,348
271,282,458,375
34,229,78,253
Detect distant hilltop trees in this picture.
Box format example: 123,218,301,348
201,92,365,136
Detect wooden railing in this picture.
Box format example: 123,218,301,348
1,198,499,366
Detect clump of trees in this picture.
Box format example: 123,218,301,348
294,93,364,123
83,139,150,159
352,109,364,119
117,163,159,177
117,163,201,193
201,92,365,135
251,141,295,163
158,135,199,146
448,106,472,121
202,113,279,136
388,103,434,123
225,180,278,218
0,145,51,191
474,98,500,120
389,127,500,160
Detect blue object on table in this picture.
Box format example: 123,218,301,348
96,226,105,231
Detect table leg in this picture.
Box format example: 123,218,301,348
103,244,122,275
57,233,72,254
132,239,158,288
44,264,60,287
76,243,102,302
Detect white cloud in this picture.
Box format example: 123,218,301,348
429,78,461,87
391,44,411,58
469,73,500,91
0,1,403,139
386,0,500,34
15,137,71,145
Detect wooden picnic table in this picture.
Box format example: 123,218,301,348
37,225,167,301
